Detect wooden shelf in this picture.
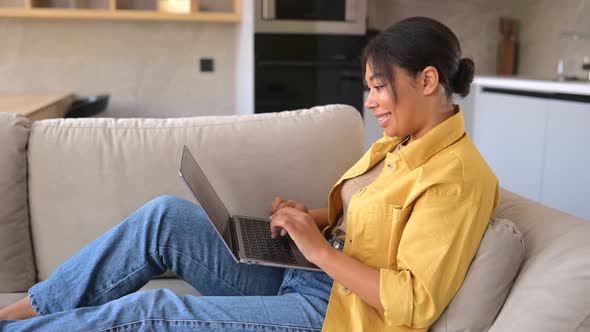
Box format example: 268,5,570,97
0,0,241,23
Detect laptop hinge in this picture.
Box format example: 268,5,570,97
228,219,241,259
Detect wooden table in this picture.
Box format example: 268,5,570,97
0,93,75,121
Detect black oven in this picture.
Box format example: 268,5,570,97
254,33,367,115
262,0,358,22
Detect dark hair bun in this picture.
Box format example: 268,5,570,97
451,58,475,97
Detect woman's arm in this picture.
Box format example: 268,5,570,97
308,207,329,229
314,246,384,312
271,205,380,308
271,183,497,327
269,207,383,312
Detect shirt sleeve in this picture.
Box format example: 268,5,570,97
379,186,496,328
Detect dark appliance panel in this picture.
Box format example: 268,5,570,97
274,0,347,21
255,34,367,115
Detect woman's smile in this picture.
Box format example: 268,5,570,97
375,111,392,127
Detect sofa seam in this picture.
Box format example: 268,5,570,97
24,122,39,289
573,310,590,331
30,108,355,130
29,116,337,130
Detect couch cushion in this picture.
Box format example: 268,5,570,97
489,189,590,332
139,278,200,297
430,218,524,332
27,105,364,281
0,292,28,309
0,113,36,292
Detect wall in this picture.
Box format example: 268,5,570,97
368,0,590,80
0,18,238,118
518,0,590,79
3,1,586,119
368,0,525,76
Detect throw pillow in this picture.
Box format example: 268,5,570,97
430,217,524,332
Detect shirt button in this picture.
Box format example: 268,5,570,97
387,162,397,171
332,241,342,250
339,285,352,296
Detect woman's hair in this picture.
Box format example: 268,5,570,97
362,17,475,98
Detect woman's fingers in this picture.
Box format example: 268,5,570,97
273,199,309,215
269,208,325,261
293,201,307,213
270,196,284,215
271,198,304,214
277,200,296,211
270,208,303,238
270,212,290,238
270,205,312,238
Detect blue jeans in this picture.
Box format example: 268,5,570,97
1,195,333,331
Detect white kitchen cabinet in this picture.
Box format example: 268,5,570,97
541,100,590,220
472,91,550,202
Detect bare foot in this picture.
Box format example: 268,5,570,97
0,297,37,320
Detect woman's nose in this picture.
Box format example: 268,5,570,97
364,90,377,110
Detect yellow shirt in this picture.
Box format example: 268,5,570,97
321,109,499,332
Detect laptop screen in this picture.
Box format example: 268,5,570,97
179,146,233,245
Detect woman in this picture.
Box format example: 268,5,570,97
0,17,498,331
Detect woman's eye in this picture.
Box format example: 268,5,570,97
374,85,384,91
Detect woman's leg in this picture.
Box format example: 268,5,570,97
1,269,333,332
13,195,286,317
0,298,36,320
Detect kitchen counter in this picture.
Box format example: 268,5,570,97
464,76,590,220
474,76,590,96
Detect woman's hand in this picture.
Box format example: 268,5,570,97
269,207,331,264
270,197,309,215
271,209,383,313
270,197,310,236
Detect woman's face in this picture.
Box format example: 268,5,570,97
364,64,428,139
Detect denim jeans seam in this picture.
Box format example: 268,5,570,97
27,286,45,316
91,318,322,332
86,261,151,306
155,245,248,296
278,269,295,295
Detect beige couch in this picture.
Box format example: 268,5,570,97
1,105,589,331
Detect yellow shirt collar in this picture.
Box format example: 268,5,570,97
372,107,466,170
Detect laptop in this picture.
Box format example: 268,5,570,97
179,146,321,271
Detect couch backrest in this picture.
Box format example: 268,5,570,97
490,189,590,332
0,113,36,292
27,105,364,280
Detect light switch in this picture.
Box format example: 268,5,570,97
200,58,214,72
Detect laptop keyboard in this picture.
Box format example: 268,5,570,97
239,218,297,264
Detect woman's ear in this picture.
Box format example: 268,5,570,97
421,66,440,96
